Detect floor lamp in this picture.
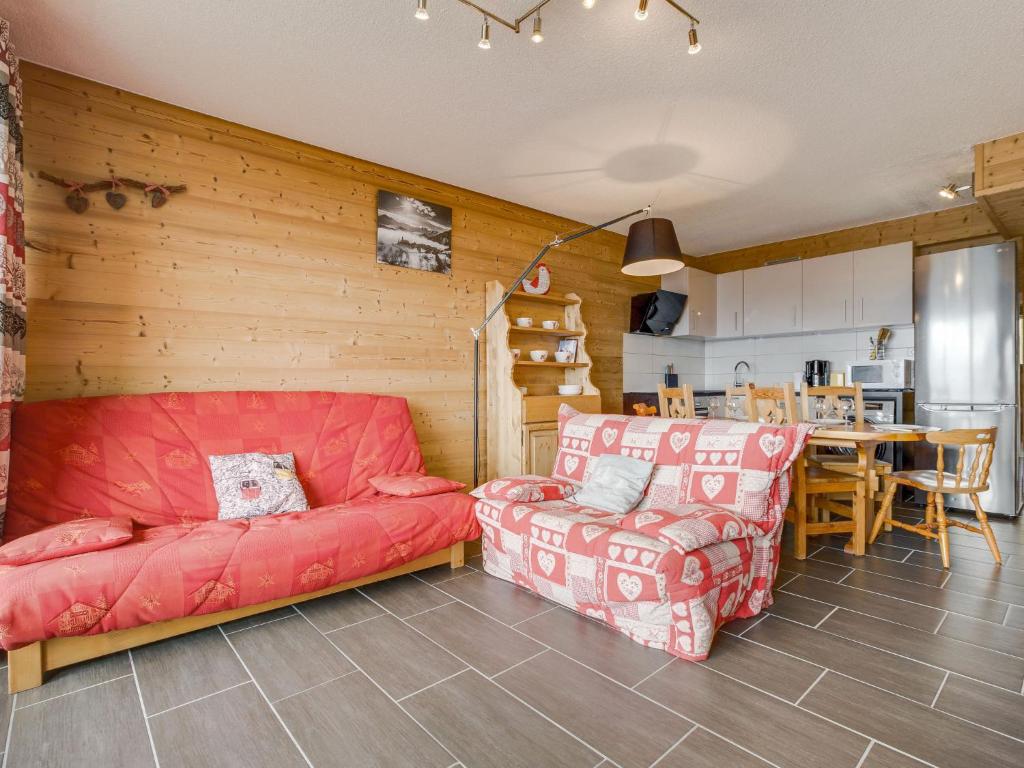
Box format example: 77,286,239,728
470,209,688,486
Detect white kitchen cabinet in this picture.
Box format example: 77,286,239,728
715,270,743,337
853,242,913,327
743,261,802,335
662,266,717,337
802,251,854,331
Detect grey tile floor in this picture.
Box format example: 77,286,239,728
2,507,1023,768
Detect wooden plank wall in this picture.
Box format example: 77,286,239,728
20,63,658,485
698,204,999,273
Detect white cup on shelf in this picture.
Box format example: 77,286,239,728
542,320,559,330
516,317,533,328
529,350,548,362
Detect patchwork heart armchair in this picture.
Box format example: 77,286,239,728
0,391,479,692
473,405,812,660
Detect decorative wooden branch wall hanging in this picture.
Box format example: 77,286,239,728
37,171,187,213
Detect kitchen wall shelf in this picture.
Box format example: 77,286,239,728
486,280,601,479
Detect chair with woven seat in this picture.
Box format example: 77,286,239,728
870,427,1001,568
657,382,696,419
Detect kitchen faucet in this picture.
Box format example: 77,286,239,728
733,360,751,386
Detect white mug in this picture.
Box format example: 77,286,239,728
554,350,572,363
516,317,533,328
542,320,559,330
529,350,548,362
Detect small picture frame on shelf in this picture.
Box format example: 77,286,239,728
557,338,578,363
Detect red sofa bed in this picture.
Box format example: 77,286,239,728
1,391,478,692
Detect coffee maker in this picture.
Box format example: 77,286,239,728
805,359,830,387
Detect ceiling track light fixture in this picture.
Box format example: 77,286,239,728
419,0,701,50
939,182,972,200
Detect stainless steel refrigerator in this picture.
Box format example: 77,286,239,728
914,242,1021,517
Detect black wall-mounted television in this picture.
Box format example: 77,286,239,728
629,290,687,335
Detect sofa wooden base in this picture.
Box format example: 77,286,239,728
7,541,465,694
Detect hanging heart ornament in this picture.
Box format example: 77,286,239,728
106,178,127,209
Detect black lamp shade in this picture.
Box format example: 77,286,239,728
621,217,686,277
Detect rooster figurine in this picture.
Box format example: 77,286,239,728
520,263,552,295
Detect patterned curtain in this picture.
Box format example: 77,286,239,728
0,18,25,536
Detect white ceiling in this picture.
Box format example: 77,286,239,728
3,0,1023,254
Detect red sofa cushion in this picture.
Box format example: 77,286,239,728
0,492,478,651
5,391,427,541
369,473,465,497
0,517,133,567
470,475,576,503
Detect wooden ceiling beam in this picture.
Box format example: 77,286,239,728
696,204,998,274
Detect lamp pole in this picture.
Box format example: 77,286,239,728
470,205,650,487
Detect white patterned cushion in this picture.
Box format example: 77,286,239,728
208,452,309,520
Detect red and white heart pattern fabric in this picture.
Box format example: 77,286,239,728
470,475,576,503
553,405,811,529
474,406,814,662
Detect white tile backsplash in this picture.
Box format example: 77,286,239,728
623,325,915,394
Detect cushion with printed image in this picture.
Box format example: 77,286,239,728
208,452,309,520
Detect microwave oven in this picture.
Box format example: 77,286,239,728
846,359,914,390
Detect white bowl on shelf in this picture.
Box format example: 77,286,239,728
529,350,548,362
558,384,583,396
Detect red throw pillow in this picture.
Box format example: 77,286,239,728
369,473,466,498
0,517,134,567
471,475,576,503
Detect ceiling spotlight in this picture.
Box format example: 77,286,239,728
479,17,491,49
688,23,701,54
582,0,596,8
415,0,429,21
531,15,544,43
938,183,972,200
635,0,649,20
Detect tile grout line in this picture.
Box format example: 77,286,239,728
270,669,360,705
223,609,298,635
146,679,253,718
13,673,135,711
834,568,854,584
424,579,786,768
774,573,801,591
929,671,950,708
396,668,472,703
320,612,387,634
401,600,457,620
932,611,949,635
852,740,875,768
813,606,839,629
511,606,556,627
486,648,550,680
784,568,1015,631
1,688,16,768
794,668,828,707
630,656,678,690
647,723,698,768
218,626,316,768
352,588,626,768
289,604,462,766
743,614,1024,742
940,570,953,588
128,650,162,768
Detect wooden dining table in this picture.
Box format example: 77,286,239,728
793,421,936,559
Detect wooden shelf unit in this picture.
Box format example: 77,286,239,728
486,281,602,479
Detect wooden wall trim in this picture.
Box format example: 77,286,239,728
697,204,998,274
20,62,659,486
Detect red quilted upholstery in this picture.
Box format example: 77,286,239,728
0,392,478,651
5,391,427,539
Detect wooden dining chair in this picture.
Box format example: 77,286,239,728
657,382,696,419
746,383,798,425
801,384,892,523
870,427,1001,568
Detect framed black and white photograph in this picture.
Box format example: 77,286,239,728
376,190,452,275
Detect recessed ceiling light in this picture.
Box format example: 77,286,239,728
582,0,596,8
